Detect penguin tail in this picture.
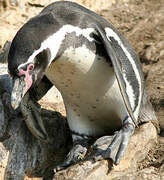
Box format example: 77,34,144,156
139,88,158,128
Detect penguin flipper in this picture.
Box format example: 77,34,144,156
29,75,53,101
93,24,142,127
89,24,142,164
20,76,53,142
20,92,49,142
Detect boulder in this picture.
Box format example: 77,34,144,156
0,64,158,180
54,122,157,180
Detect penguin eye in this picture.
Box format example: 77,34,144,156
28,64,34,71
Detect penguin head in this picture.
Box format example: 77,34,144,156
8,26,51,109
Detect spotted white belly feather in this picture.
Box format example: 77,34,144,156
46,45,127,136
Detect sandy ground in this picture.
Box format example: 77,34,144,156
0,0,163,178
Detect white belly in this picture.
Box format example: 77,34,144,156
46,46,127,136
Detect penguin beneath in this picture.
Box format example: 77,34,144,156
8,1,156,170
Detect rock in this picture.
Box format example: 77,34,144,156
136,167,160,180
0,41,11,63
146,59,164,132
3,114,68,180
74,0,116,12
0,68,70,179
54,122,157,180
160,164,164,178
0,63,9,75
111,167,160,180
0,71,158,180
0,73,13,141
10,0,19,6
0,142,8,180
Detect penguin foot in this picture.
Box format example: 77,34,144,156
92,122,135,164
54,143,88,172
54,122,134,173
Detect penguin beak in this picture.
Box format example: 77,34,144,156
11,64,34,109
11,76,27,109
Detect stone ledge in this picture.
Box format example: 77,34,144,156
54,122,157,180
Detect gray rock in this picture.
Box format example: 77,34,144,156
0,41,11,63
0,73,13,140
0,67,69,179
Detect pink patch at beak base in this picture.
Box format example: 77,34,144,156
18,64,34,93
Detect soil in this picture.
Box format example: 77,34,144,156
0,0,163,178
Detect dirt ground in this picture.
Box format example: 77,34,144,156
0,0,163,178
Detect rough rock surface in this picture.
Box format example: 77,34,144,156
0,65,70,180
54,122,157,180
0,62,159,180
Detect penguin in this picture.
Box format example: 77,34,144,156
8,1,156,170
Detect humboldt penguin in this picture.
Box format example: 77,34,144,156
8,1,156,170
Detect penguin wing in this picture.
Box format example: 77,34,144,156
94,24,143,127
29,75,53,101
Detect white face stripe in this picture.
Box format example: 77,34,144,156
18,25,94,70
105,27,142,118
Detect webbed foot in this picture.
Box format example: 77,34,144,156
54,119,135,173
54,137,89,172
92,121,135,164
